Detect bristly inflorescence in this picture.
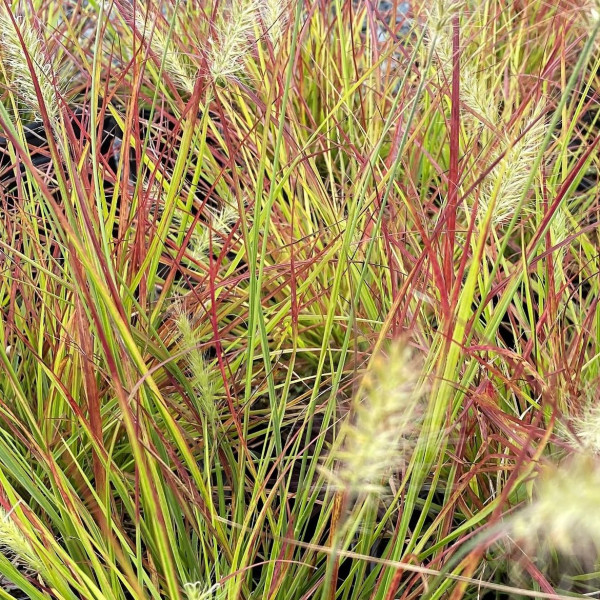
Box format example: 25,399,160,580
205,0,263,84
424,0,497,128
0,6,67,125
478,110,547,226
174,308,218,426
323,343,425,495
259,0,290,46
510,454,600,566
134,3,197,95
0,507,45,579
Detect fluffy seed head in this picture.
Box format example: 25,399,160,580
260,0,289,45
0,8,63,124
424,1,496,126
587,1,600,24
0,507,44,576
206,0,261,83
174,309,217,425
133,6,196,95
511,454,600,563
478,110,547,226
171,200,239,266
425,0,463,36
184,581,222,600
189,203,239,262
324,343,425,494
570,401,600,455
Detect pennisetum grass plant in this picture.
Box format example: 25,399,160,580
2,0,600,599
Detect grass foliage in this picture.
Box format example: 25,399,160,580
1,0,600,598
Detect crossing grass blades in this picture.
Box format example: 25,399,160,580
2,1,600,599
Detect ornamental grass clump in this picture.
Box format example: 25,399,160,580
3,1,600,598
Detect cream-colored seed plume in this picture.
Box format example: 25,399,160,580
478,111,546,226
587,0,600,24
426,0,461,35
425,4,548,226
188,203,239,262
184,581,222,600
425,0,496,126
171,199,239,265
511,455,600,561
174,310,217,424
260,0,289,45
325,343,424,494
572,402,600,455
0,8,61,123
0,507,44,576
206,0,261,83
134,7,195,95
